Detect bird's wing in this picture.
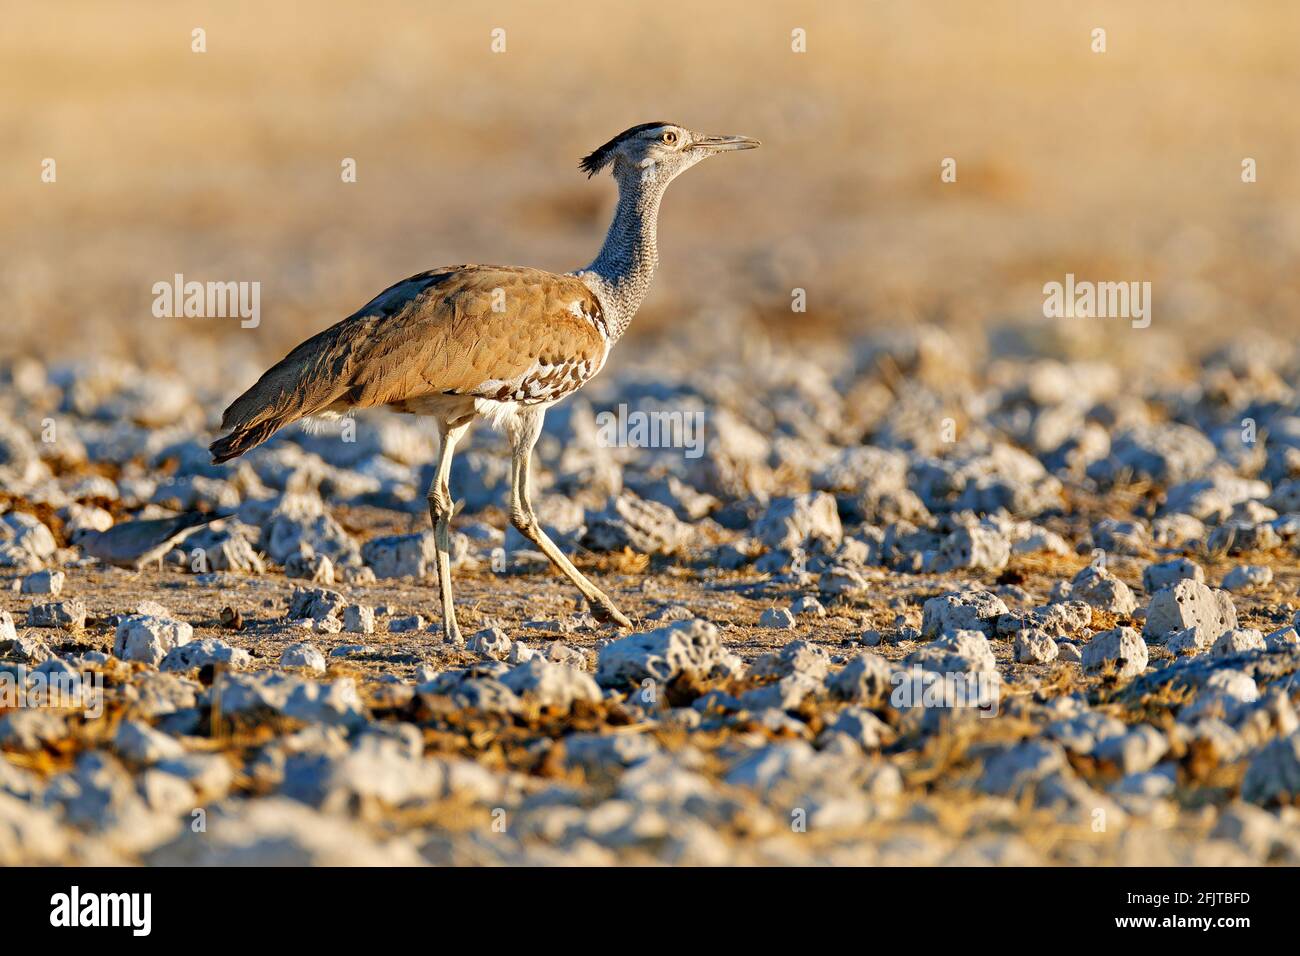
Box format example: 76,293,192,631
219,265,608,433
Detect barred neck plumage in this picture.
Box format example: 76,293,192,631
577,171,667,343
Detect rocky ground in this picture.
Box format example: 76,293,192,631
4,320,1300,865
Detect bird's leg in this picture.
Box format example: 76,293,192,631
428,418,472,644
506,408,633,629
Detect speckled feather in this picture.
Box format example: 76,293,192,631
213,265,608,456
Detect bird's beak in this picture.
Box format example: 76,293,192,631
691,134,761,154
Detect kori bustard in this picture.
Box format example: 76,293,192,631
210,122,759,641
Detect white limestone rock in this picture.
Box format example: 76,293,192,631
360,531,440,579
596,619,729,688
826,652,894,704
935,523,1011,573
19,569,64,595
922,589,1009,639
1013,628,1059,664
500,656,602,711
1210,628,1266,657
750,492,843,553
758,607,796,629
582,494,691,555
1065,564,1138,615
1144,579,1236,646
161,638,251,672
1221,565,1272,593
28,600,87,630
1081,627,1148,680
113,719,186,764
114,614,193,666
1141,557,1203,594
752,640,831,681
468,627,512,660
281,642,327,674
342,604,375,635
906,629,998,675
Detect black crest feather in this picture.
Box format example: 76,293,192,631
579,121,674,177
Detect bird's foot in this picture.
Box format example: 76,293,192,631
443,619,464,647
589,599,633,629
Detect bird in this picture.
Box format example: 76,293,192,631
209,122,759,643
73,512,217,570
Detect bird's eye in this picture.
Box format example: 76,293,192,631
662,130,678,145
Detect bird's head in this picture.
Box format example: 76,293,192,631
579,122,759,188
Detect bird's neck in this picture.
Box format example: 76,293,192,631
581,173,666,342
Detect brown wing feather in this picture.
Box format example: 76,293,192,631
211,265,606,462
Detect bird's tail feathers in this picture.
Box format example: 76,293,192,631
211,331,348,464
209,417,288,464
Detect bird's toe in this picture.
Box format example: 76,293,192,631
591,600,633,629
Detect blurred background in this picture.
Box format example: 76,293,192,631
3,0,1299,383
